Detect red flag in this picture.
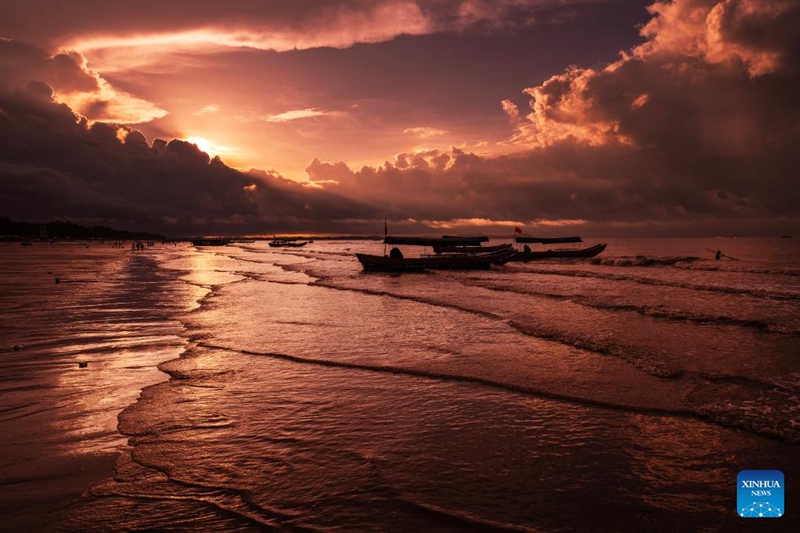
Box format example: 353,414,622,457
514,226,522,234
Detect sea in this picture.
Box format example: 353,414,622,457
1,237,798,531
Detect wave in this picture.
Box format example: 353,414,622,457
460,281,799,334
396,494,540,532
306,279,715,377
683,379,800,444
589,255,800,277
591,255,702,267
196,342,692,416
510,267,800,301
675,262,800,277
194,342,799,444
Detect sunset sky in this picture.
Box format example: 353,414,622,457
1,0,798,236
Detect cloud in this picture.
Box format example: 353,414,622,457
194,104,219,115
403,126,447,138
637,0,798,77
0,39,166,124
0,63,378,234
302,0,800,234
2,1,598,51
266,108,332,122
500,99,521,126
2,2,799,236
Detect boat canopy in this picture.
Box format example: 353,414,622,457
515,236,583,244
442,235,490,243
385,235,488,246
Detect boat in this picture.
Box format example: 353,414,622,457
269,237,309,248
508,236,606,261
356,236,515,271
433,243,511,254
191,238,230,246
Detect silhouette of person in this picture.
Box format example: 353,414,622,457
715,250,721,260
389,247,403,259
523,244,531,253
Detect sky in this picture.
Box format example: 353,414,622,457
1,0,798,236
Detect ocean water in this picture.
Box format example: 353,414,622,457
2,237,799,531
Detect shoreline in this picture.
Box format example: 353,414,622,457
0,244,192,531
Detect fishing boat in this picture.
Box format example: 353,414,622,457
356,236,515,271
508,236,606,261
269,237,309,248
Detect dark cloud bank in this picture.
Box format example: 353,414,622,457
2,0,800,236
0,41,378,235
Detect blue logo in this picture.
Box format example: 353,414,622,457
738,470,784,518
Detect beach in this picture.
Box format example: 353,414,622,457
0,242,197,530
1,238,799,531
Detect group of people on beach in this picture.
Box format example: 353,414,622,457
130,241,150,252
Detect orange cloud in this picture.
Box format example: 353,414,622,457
507,0,800,149
266,108,332,122
501,99,521,126
511,67,624,147
639,0,793,77
57,75,167,124
428,218,526,228
403,127,447,138
0,40,164,124
67,3,433,71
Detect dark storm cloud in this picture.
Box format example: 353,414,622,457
0,39,98,94
0,51,378,235
307,0,800,234
0,39,166,123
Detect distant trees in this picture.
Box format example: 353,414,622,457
0,216,164,240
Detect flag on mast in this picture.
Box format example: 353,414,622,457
514,226,522,234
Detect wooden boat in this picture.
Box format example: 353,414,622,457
509,236,606,261
433,243,511,254
191,238,229,246
356,236,514,271
269,237,308,248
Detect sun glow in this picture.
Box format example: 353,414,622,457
185,136,232,157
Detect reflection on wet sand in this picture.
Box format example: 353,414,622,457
0,243,196,530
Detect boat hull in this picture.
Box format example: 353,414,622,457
269,242,308,248
356,249,514,271
508,243,607,261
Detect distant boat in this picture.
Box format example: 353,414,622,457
269,237,308,248
781,235,792,239
192,238,230,246
19,240,33,246
356,236,514,271
509,236,606,261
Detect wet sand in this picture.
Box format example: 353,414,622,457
2,239,799,531
0,243,194,531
